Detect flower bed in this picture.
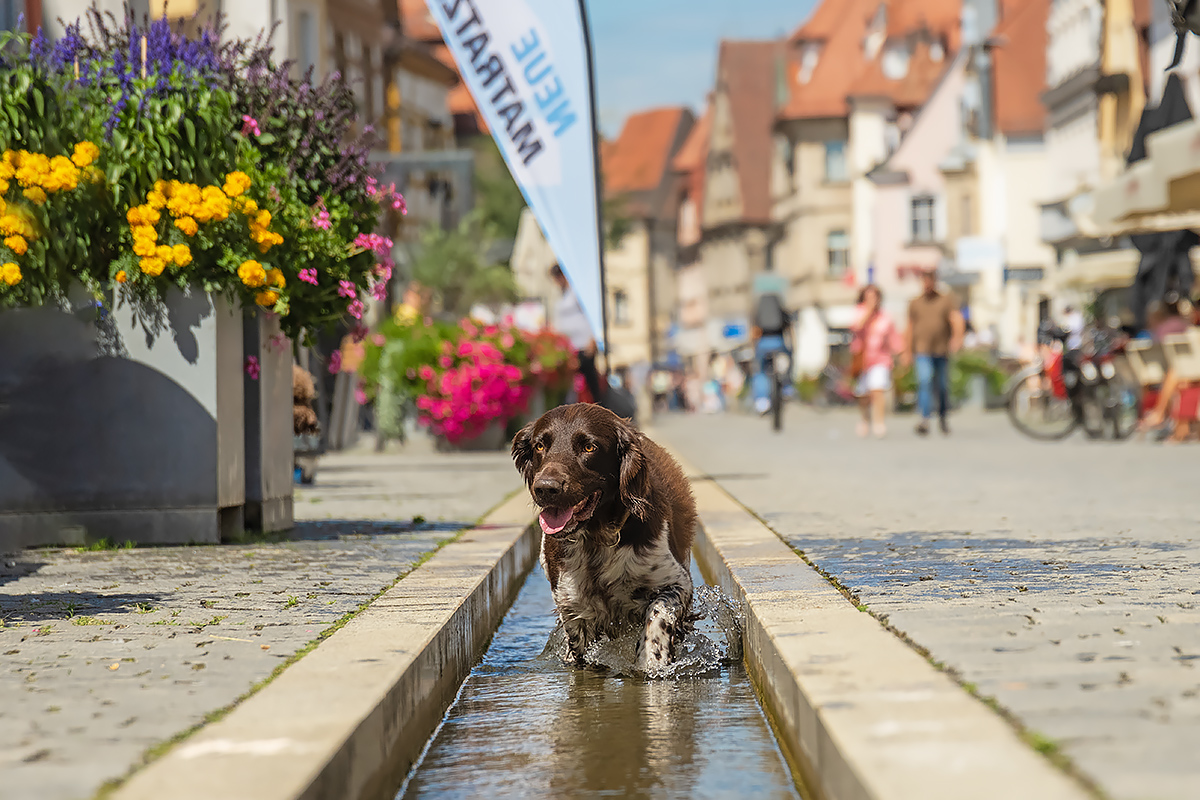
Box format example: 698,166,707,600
360,310,577,446
0,11,402,341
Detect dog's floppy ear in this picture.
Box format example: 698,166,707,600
617,420,651,520
511,421,538,484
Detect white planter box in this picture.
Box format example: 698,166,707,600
0,289,245,548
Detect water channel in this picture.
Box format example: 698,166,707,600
397,561,805,799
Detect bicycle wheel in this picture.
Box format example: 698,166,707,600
772,373,783,431
1095,375,1141,441
1006,369,1078,440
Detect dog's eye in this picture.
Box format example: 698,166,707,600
535,442,545,453
583,443,596,453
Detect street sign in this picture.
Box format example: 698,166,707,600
1004,267,1045,282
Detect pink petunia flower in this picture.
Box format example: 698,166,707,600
338,280,357,298
347,299,365,320
244,355,260,380
241,115,261,137
299,268,318,285
355,385,368,405
328,351,342,374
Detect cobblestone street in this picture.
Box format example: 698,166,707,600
657,410,1200,800
0,439,520,800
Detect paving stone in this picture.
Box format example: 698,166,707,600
0,436,520,800
657,410,1200,800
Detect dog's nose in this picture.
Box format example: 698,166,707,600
532,477,564,505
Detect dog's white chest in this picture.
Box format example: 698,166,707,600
546,530,690,632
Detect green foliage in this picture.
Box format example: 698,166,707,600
469,136,524,241
406,213,516,317
894,350,1010,406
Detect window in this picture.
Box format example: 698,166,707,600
827,230,850,278
776,135,794,179
297,10,318,77
961,194,972,237
824,141,847,182
613,290,630,327
911,196,936,243
0,0,22,32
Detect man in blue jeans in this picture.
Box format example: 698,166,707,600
904,268,964,435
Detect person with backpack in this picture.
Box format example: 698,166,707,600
750,292,793,415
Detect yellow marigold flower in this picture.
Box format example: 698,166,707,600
154,180,169,195
172,244,192,267
0,179,7,194
4,235,27,256
174,216,198,236
0,157,12,181
238,260,267,288
133,238,158,257
1,262,20,286
139,256,166,276
222,171,251,198
254,210,272,228
126,205,160,227
71,141,99,169
236,197,259,215
266,268,285,288
23,187,47,205
147,190,166,209
255,289,280,307
0,198,5,214
156,244,174,262
115,270,127,284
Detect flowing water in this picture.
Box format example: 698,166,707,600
397,562,804,799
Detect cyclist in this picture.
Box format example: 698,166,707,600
750,292,793,415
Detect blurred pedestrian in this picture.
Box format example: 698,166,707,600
850,285,902,438
904,268,965,436
550,264,605,405
750,292,793,415
1061,305,1085,350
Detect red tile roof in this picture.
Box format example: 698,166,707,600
790,0,847,42
887,0,961,52
848,40,951,109
992,0,1048,136
780,0,874,119
719,40,785,224
603,107,690,196
401,0,441,42
781,0,964,120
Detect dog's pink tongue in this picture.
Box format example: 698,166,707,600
539,507,573,535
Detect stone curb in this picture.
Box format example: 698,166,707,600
674,451,1092,800
111,491,538,800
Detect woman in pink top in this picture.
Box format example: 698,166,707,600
851,285,903,438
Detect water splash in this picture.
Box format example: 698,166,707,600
538,583,745,679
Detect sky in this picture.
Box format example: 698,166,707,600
585,0,818,136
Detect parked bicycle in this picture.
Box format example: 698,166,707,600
1006,322,1140,441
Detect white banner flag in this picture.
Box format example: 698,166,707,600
425,0,607,350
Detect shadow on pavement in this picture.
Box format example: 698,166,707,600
0,590,168,624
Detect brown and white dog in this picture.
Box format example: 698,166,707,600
512,403,697,673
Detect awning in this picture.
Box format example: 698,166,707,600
1055,249,1140,290
1091,75,1200,235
